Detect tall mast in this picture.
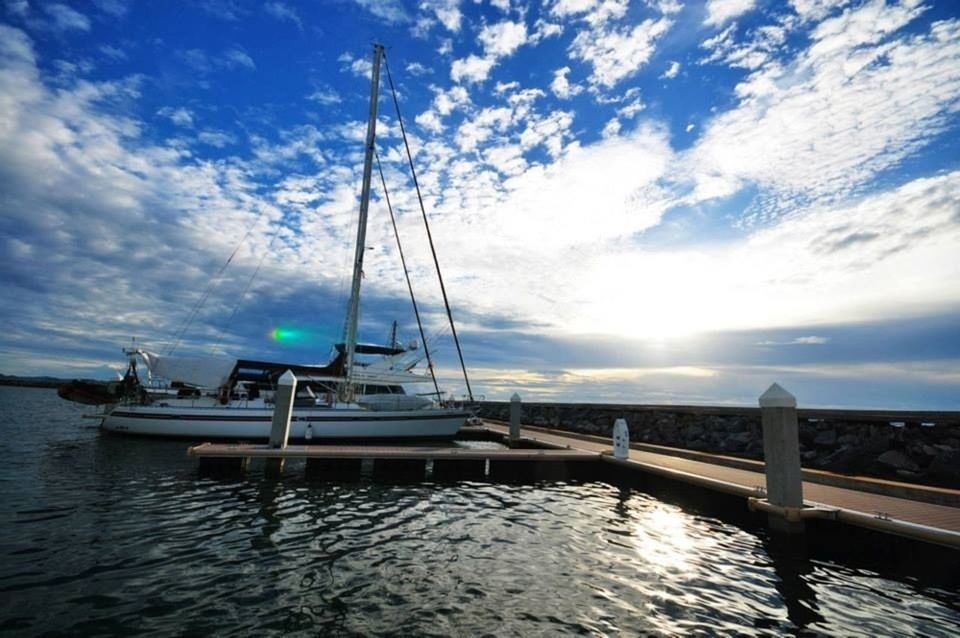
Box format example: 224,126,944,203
342,43,384,401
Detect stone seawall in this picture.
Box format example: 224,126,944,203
475,402,960,489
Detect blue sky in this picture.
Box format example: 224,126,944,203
1,0,958,408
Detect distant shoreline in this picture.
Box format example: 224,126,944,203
0,375,86,389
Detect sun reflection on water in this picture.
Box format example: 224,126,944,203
631,503,705,574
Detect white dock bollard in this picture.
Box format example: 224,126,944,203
759,382,804,533
613,418,630,460
509,392,521,441
269,370,297,449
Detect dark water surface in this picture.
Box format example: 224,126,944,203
1,386,958,636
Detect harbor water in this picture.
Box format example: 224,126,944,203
1,386,958,635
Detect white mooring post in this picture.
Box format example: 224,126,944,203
509,392,522,442
613,418,630,460
759,383,804,533
269,370,297,450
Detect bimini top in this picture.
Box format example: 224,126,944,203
135,347,416,389
137,350,237,389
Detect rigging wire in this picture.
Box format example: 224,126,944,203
166,245,241,355
382,51,474,402
374,149,442,401
208,221,283,357
165,209,269,355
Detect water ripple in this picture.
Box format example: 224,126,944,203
1,387,959,635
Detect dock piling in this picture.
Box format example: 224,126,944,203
613,418,629,460
759,383,805,534
509,392,522,443
266,370,297,475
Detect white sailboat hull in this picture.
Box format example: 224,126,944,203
101,402,467,440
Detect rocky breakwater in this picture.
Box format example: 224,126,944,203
476,401,960,489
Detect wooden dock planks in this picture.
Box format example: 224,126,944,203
482,421,960,541
188,442,598,462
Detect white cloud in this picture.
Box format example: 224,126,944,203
701,22,788,70
551,0,628,26
348,0,410,24
484,143,527,176
790,0,850,22
436,38,453,56
44,3,90,31
617,94,645,118
93,0,129,17
263,2,302,29
158,107,194,127
451,54,495,84
478,20,528,58
601,117,621,138
6,0,28,17
421,0,462,32
307,88,341,105
223,48,255,70
550,66,583,99
415,109,444,134
690,7,960,215
570,15,674,87
338,52,373,79
757,336,830,346
100,45,128,61
198,130,236,148
456,106,512,152
448,20,527,86
178,48,257,74
531,18,564,43
807,0,925,62
704,0,756,28
0,27,298,363
564,171,960,338
416,124,675,329
552,0,686,92
550,0,600,17
433,85,471,115
405,62,431,76
661,60,680,78
517,108,571,158
197,0,246,20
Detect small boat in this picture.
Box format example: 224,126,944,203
82,45,471,440
58,379,124,406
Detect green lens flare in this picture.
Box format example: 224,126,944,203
270,327,304,343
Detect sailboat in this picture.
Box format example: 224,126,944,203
88,45,471,440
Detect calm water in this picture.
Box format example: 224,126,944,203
1,386,958,636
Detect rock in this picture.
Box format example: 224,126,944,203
720,432,754,453
838,434,860,446
813,429,837,447
688,438,710,451
822,435,890,473
928,449,960,486
877,450,920,473
896,469,921,479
